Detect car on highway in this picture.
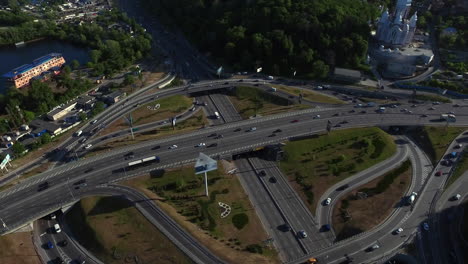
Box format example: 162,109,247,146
429,107,435,110
281,223,292,232
214,134,223,139
435,171,442,176
320,224,331,232
54,257,65,264
207,143,218,148
234,128,242,132
454,104,460,107
452,194,461,201
196,143,206,147
360,110,367,114
313,115,321,119
274,129,282,133
324,198,332,205
307,258,318,263
367,244,380,252
259,170,266,176
38,182,49,192
421,114,428,117
152,145,161,150
269,176,277,183
394,227,403,234
455,144,463,149
433,101,441,105
336,184,350,191
208,133,217,137
291,119,299,123
297,230,308,238
269,133,277,137
84,144,92,149
124,152,135,160
349,109,356,113
74,183,87,190
248,127,257,132
422,222,429,231
54,223,62,233
45,241,54,249
79,137,88,143
169,145,178,149
91,119,98,124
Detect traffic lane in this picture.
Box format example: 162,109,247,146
0,111,462,209
251,158,332,251
209,93,242,123
235,160,305,261
318,142,409,227
2,109,464,203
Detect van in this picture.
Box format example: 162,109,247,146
54,224,61,233
75,130,83,137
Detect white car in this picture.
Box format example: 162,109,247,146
50,213,56,220
54,223,61,233
84,144,92,149
394,227,403,234
169,144,178,149
324,198,332,205
91,120,98,124
298,230,307,238
196,143,206,147
314,115,321,119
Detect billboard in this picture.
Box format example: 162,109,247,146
195,153,217,174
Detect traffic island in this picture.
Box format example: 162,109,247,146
65,196,192,264
332,160,412,241
99,94,193,135
270,84,345,104
123,161,278,264
227,86,310,119
279,127,397,213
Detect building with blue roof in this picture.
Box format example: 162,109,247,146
2,53,65,88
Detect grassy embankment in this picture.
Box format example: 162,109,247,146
86,110,207,157
100,95,192,135
66,196,192,264
279,127,397,213
270,84,345,104
228,86,309,119
0,232,40,264
332,160,412,240
124,162,278,264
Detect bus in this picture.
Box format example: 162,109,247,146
214,112,220,119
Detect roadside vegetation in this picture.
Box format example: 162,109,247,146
0,231,40,264
99,95,193,135
332,160,412,241
65,196,191,264
447,150,468,188
413,94,451,103
228,86,309,119
124,162,277,264
408,127,467,165
87,110,207,157
142,0,379,78
279,127,397,213
270,85,345,104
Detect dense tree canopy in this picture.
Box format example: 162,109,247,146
143,0,380,78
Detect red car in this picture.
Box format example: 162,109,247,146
291,119,299,123
435,171,442,176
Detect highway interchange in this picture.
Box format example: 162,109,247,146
1,0,468,263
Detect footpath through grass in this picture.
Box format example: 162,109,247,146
65,196,192,264
124,161,277,264
332,160,412,241
271,84,345,104
228,86,309,119
408,127,467,165
100,95,192,135
280,127,397,213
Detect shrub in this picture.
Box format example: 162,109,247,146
232,213,249,230
245,244,263,254
370,138,386,159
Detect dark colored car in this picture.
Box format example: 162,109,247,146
259,170,266,176
234,128,242,132
46,241,54,249
73,179,86,186
435,171,442,176
321,224,331,232
38,182,49,192
274,129,282,133
54,257,65,264
269,177,277,183
291,119,299,123
336,184,350,191
207,143,218,148
152,145,161,150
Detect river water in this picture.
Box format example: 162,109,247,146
0,39,89,93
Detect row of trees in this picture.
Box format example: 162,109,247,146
142,0,380,78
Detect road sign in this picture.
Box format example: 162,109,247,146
0,154,11,170
195,153,217,174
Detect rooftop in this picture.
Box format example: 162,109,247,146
2,53,63,79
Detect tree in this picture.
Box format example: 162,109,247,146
311,60,329,79
40,133,52,144
12,142,26,156
91,101,105,116
123,74,136,86
71,59,80,70
79,112,87,121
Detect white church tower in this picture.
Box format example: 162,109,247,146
376,0,417,47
